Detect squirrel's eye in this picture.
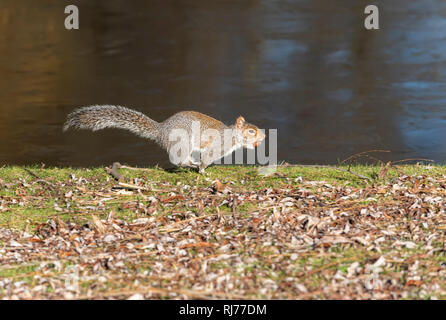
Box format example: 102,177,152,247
248,129,256,135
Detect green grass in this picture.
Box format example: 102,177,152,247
0,163,443,231
1,163,446,299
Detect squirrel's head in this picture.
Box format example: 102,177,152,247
234,116,266,149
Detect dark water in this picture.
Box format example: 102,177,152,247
1,0,446,167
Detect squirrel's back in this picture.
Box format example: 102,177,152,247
161,111,226,132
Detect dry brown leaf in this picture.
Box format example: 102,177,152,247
161,195,186,203
92,214,106,234
180,242,216,249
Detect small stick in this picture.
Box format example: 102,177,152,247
23,168,57,189
106,163,171,192
340,149,391,165
390,158,434,165
116,182,149,191
120,165,152,171
105,162,124,181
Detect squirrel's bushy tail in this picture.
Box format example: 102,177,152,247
63,105,160,141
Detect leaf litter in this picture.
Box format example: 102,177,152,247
1,166,446,299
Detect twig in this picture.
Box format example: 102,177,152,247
120,165,152,171
157,213,220,233
115,182,149,191
340,150,391,165
390,158,434,165
333,167,372,181
105,162,124,181
106,163,167,191
23,168,57,190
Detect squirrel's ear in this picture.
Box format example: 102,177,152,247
236,116,245,129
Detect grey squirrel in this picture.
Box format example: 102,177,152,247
63,105,266,172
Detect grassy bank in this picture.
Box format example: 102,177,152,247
1,164,446,299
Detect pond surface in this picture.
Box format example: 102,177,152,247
1,0,446,167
